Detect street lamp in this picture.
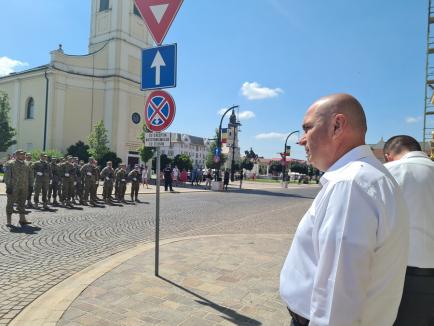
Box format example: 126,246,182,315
282,130,300,183
216,105,239,181
229,110,241,182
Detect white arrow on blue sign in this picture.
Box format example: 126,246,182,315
141,43,177,91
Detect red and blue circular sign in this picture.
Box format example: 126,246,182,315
144,90,176,132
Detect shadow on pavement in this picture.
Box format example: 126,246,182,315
9,225,41,235
231,188,316,199
158,275,262,326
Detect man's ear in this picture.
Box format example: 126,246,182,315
332,114,346,136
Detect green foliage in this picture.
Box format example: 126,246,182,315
0,92,16,152
31,149,64,161
88,120,110,160
240,147,258,171
206,129,226,169
269,161,283,175
138,124,156,163
174,154,192,171
98,151,122,169
67,141,90,162
152,154,172,170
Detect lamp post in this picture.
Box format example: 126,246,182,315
216,105,239,181
282,130,300,183
229,110,241,182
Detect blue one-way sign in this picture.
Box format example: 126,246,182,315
141,43,177,91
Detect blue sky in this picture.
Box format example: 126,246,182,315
0,0,427,159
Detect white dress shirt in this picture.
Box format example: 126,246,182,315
280,145,409,326
385,151,434,268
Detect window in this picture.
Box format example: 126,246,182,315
133,4,142,18
99,0,109,12
25,97,35,119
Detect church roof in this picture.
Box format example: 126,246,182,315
0,64,49,80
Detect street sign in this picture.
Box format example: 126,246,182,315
141,44,177,91
213,155,220,163
135,0,184,45
132,112,141,124
144,132,171,147
144,90,176,132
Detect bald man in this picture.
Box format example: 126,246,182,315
280,94,409,326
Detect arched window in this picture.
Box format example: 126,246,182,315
99,0,109,12
26,97,35,119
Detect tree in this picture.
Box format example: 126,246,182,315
152,154,172,170
67,141,90,162
174,154,193,171
205,129,227,169
138,124,155,163
240,147,258,171
0,92,16,152
269,161,283,175
99,151,122,169
88,120,110,160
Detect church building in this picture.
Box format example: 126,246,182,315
0,0,152,166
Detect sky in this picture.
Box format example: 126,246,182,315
0,0,428,160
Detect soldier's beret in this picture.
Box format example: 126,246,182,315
15,149,25,155
67,155,73,159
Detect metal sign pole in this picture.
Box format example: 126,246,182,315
155,146,161,276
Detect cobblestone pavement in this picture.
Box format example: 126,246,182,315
0,186,318,324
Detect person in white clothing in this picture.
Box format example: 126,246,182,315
280,94,409,326
141,165,149,189
383,135,434,326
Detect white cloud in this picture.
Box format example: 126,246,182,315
255,132,299,142
241,82,283,100
0,56,28,77
238,110,256,120
405,116,422,124
217,108,227,115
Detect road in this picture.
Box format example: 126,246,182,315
0,186,318,324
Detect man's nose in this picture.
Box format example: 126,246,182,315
298,134,307,145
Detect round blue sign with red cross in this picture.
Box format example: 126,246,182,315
144,90,176,132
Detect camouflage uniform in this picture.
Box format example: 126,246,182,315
25,156,34,207
100,165,115,202
114,167,121,199
92,166,100,201
128,169,141,202
33,157,51,208
80,161,97,205
48,159,61,204
60,158,76,206
115,167,127,202
4,153,32,225
72,161,82,204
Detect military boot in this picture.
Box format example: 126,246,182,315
19,215,31,225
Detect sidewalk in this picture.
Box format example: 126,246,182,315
11,234,293,326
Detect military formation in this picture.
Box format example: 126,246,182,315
3,149,144,227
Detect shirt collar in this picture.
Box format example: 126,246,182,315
400,151,429,160
320,145,373,185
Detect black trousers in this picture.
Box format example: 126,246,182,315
394,267,434,326
164,178,173,191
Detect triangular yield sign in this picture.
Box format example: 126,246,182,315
135,0,184,45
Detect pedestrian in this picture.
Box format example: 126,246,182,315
163,164,174,192
172,165,179,186
25,153,35,208
4,150,33,226
128,164,141,202
80,158,96,206
115,163,127,203
223,170,229,191
142,164,149,189
60,156,76,207
205,168,212,189
100,161,115,204
280,94,409,325
383,135,434,325
239,168,243,189
32,153,51,209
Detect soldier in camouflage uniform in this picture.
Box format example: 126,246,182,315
80,158,96,206
4,150,33,226
115,163,127,203
71,157,81,205
100,161,115,203
76,159,85,204
114,165,121,200
33,153,51,209
25,153,35,208
48,157,61,205
60,156,76,207
128,164,141,202
92,161,101,202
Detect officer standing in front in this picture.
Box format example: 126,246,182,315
4,150,33,226
128,164,141,202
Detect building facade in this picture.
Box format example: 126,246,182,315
0,0,153,164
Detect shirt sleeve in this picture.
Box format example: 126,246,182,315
310,180,378,326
